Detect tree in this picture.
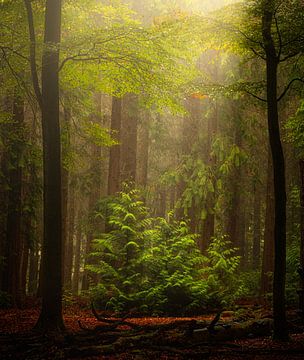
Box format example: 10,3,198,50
24,0,64,331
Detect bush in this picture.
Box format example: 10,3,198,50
88,189,243,315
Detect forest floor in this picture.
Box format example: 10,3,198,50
0,300,304,360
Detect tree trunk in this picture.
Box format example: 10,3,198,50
3,91,24,307
64,181,75,290
19,241,29,303
28,249,39,295
72,212,82,295
298,159,304,318
108,97,122,196
35,0,64,331
137,114,150,189
62,106,73,290
82,95,103,290
263,6,288,340
121,94,138,185
252,183,261,269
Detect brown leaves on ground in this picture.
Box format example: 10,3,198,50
0,304,304,360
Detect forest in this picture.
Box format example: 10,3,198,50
1,0,304,359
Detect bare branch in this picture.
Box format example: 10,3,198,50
279,51,301,63
250,47,266,61
244,89,267,102
0,46,30,62
277,77,304,102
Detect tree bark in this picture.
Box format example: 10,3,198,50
121,94,138,185
108,97,122,196
72,212,82,295
262,6,288,340
252,183,261,269
34,0,64,331
298,159,304,318
2,91,24,307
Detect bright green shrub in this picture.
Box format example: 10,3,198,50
88,189,243,315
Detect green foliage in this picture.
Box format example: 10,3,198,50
204,235,243,306
285,100,304,158
88,189,243,315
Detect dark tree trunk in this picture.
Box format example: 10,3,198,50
35,0,64,331
108,97,122,196
0,150,8,292
28,249,39,295
19,241,29,303
298,159,304,317
252,183,261,269
2,91,24,307
263,7,288,340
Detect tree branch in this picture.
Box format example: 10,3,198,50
244,89,267,102
23,0,43,110
277,78,304,102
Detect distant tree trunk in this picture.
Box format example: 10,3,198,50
82,95,102,291
261,154,275,296
201,100,218,251
226,121,244,259
19,242,29,302
0,150,8,292
72,212,82,295
298,159,304,317
3,91,24,307
32,0,64,331
62,166,69,287
108,97,122,196
64,181,75,290
157,189,167,218
137,114,150,189
28,249,39,295
252,183,261,269
263,7,288,340
62,106,73,290
121,94,138,185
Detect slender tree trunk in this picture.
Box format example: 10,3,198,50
137,115,150,189
34,0,64,331
263,7,288,340
28,249,39,295
82,95,103,290
64,182,75,290
108,97,122,196
72,213,82,295
0,147,8,292
298,159,304,318
3,91,24,307
62,106,72,290
253,183,261,269
19,242,29,303
121,94,138,185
